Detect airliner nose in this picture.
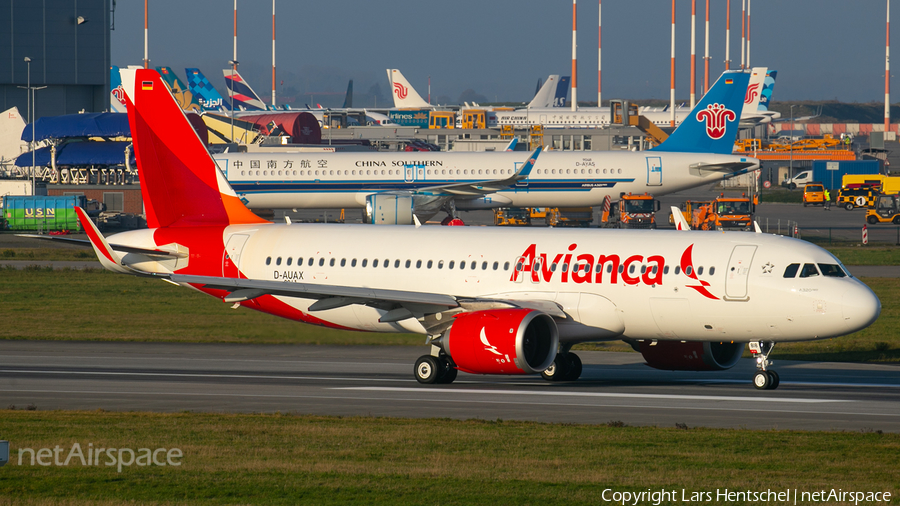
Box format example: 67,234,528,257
842,281,881,334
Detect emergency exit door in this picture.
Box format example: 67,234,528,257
724,245,757,300
646,156,662,186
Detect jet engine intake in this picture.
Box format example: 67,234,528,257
441,309,558,375
638,340,744,371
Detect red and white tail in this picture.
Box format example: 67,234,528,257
671,206,692,231
120,68,267,228
386,69,431,108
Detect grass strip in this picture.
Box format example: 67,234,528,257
0,410,897,505
1,267,897,361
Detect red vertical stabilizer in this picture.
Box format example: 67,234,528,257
122,68,267,228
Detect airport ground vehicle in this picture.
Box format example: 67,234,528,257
843,174,900,195
602,192,659,229
547,207,593,227
866,194,900,224
669,200,711,226
802,183,827,207
836,187,877,210
691,194,754,231
493,208,531,226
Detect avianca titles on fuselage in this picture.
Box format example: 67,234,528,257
76,68,880,390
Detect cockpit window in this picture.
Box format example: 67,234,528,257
799,263,820,278
783,263,800,278
818,264,847,277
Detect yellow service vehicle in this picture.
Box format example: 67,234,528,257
802,183,827,207
866,194,900,224
493,207,531,226
547,207,593,227
836,187,877,210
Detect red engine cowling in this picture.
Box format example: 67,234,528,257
443,309,558,375
639,341,744,371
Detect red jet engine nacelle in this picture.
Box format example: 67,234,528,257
442,309,558,375
638,340,745,371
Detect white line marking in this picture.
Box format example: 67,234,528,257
334,387,848,404
0,369,409,382
1,389,897,420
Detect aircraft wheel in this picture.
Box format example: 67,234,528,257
566,353,583,381
753,371,771,390
541,355,571,382
415,355,444,384
845,203,854,211
437,357,458,384
767,370,780,390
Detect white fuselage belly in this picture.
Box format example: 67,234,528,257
216,151,755,210
114,225,878,344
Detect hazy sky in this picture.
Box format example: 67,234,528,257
111,1,893,106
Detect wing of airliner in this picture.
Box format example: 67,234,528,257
414,147,542,196
164,273,566,327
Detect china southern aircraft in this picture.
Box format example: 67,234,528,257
72,68,880,390
216,70,759,223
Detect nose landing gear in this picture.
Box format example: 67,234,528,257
749,341,780,390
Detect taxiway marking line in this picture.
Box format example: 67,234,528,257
335,387,848,403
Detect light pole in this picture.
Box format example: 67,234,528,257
20,58,47,197
25,57,34,196
789,104,796,182
228,60,238,143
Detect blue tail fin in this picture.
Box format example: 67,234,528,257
186,68,230,111
554,76,570,107
156,67,202,112
224,69,267,111
758,70,777,112
651,70,750,154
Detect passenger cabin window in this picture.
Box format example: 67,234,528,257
318,258,325,266
799,264,820,278
308,258,314,266
266,257,271,265
276,257,282,266
287,258,292,266
784,264,800,278
373,259,380,267
818,264,846,277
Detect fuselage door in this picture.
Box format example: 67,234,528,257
404,164,418,183
223,234,250,278
724,245,757,301
646,156,662,186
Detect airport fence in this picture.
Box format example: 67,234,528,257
757,218,900,245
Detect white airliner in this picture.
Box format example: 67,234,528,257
387,69,569,110
217,70,759,223
71,68,880,391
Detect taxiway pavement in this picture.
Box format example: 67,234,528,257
1,341,898,432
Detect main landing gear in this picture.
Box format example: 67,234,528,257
749,341,780,390
414,353,458,385
541,347,583,382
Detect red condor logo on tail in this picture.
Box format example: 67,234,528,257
744,82,760,104
393,82,408,99
696,103,736,140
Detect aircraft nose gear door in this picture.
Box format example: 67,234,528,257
223,234,249,278
724,245,757,301
646,156,662,186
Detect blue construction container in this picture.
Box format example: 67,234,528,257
811,160,880,190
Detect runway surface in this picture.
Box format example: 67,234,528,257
2,341,899,432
